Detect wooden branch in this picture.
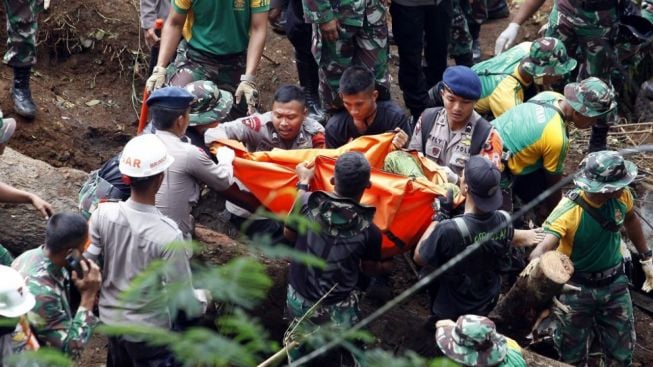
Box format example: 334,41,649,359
490,252,574,341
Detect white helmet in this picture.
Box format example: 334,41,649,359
0,265,36,318
119,134,175,178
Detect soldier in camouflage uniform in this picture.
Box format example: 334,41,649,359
436,315,527,366
145,0,270,118
449,0,475,66
530,151,653,365
303,0,390,112
495,0,624,152
284,152,386,363
12,213,101,359
3,0,46,119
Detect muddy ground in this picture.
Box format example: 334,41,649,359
1,0,653,365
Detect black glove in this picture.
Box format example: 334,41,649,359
432,188,455,222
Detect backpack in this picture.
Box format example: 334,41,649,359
419,107,493,156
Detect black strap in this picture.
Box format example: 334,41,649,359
452,217,473,245
419,107,491,156
566,191,621,232
420,107,442,155
527,100,566,120
470,117,492,155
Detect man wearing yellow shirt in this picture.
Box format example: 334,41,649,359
472,37,576,119
146,0,270,117
492,77,616,213
426,37,577,120
530,151,653,366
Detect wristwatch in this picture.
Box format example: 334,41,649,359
296,182,310,191
240,74,256,83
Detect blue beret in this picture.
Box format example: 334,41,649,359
442,66,481,100
147,86,194,109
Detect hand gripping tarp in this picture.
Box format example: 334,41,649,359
210,133,456,258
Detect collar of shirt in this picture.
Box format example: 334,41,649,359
38,245,67,287
125,198,162,215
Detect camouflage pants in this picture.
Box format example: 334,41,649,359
286,285,361,363
0,244,13,266
449,0,473,58
165,40,246,118
3,0,41,67
545,3,619,81
552,274,635,366
312,22,390,111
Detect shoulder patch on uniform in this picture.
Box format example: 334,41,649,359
240,116,261,132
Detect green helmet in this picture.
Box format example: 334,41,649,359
564,77,617,118
436,315,508,366
185,80,233,126
574,150,637,193
521,37,577,78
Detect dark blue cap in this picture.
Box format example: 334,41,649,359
146,86,194,108
442,66,482,100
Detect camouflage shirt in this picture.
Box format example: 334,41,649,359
204,112,325,152
12,247,99,359
302,0,386,27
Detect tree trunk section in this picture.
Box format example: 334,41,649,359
0,148,87,256
522,349,573,367
490,251,574,340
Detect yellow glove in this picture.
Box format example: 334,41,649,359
145,66,167,92
641,258,653,293
235,80,259,115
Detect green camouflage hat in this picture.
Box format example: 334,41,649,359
306,191,376,237
436,315,507,366
574,151,637,193
185,80,233,126
564,77,617,118
521,37,577,78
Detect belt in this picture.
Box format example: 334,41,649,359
568,0,617,11
570,262,624,287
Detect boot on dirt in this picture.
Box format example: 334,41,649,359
454,53,474,67
296,57,326,123
12,66,36,120
588,123,610,153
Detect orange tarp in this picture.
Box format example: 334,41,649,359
212,133,454,258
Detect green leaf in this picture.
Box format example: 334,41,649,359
5,347,72,367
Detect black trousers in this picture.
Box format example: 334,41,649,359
107,336,177,367
285,0,320,92
390,1,453,120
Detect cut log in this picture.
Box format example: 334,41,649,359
0,148,87,256
522,349,573,367
490,252,574,341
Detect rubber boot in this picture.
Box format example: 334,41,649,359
296,57,326,124
12,66,36,119
588,123,609,153
454,53,474,67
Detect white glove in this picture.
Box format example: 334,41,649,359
641,258,653,293
145,66,167,92
44,0,50,10
442,166,459,185
193,288,212,314
216,146,235,166
235,80,260,115
494,22,520,55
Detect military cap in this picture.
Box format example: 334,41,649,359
521,37,577,77
564,77,617,118
146,86,194,109
574,150,637,193
442,66,482,100
436,315,508,367
185,80,234,126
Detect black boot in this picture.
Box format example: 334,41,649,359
454,53,474,67
588,123,610,152
12,66,36,119
296,56,326,123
